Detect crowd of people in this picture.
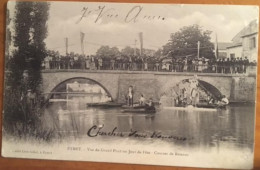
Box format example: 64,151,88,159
43,51,255,74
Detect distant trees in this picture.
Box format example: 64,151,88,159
96,46,156,58
121,46,140,56
162,24,215,59
96,46,120,58
95,25,214,60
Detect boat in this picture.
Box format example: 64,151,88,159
121,104,146,109
196,103,217,108
86,102,122,108
196,103,226,109
49,99,74,102
163,105,217,112
122,106,156,113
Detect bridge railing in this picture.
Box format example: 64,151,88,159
42,61,257,74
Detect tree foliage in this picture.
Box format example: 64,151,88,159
10,1,50,92
96,45,155,58
28,2,50,92
96,46,120,58
10,2,33,87
121,46,140,56
154,48,163,58
162,24,215,59
4,2,50,135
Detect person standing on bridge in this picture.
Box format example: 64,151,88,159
98,57,103,70
243,57,249,73
44,56,50,69
111,57,115,70
85,56,90,70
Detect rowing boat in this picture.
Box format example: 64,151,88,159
163,105,217,112
87,102,122,108
121,105,146,109
122,106,156,113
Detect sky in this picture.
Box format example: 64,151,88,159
8,1,259,55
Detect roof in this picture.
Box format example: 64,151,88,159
226,42,242,49
241,32,258,38
231,19,258,43
217,42,233,50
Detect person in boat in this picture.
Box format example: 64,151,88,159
139,94,146,106
207,95,215,105
105,95,113,103
127,85,134,107
191,87,199,107
145,98,155,111
189,75,199,107
218,95,229,106
172,84,180,106
175,96,180,106
181,88,188,107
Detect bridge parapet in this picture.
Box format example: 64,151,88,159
41,69,257,77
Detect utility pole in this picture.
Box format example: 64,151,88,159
134,39,137,56
215,33,218,59
65,37,68,55
139,32,143,56
197,41,200,58
80,32,85,55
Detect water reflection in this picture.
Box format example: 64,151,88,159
43,98,255,152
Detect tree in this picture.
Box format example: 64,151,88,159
96,46,120,58
154,48,163,58
110,47,121,57
4,2,50,135
121,46,140,56
9,2,33,87
9,2,49,92
5,8,12,69
96,46,110,57
28,2,50,93
162,24,215,59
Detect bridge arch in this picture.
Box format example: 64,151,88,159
46,77,113,102
195,79,222,99
179,78,223,99
161,77,223,102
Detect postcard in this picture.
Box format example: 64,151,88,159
2,1,259,169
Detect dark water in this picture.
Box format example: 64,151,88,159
43,99,255,152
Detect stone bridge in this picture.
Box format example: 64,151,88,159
42,70,257,103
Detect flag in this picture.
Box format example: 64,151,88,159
80,32,85,55
139,32,143,56
134,39,137,56
65,37,68,55
197,41,200,58
214,34,219,58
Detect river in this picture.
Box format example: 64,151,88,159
43,98,255,152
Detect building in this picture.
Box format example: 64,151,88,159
227,19,258,62
216,42,232,59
